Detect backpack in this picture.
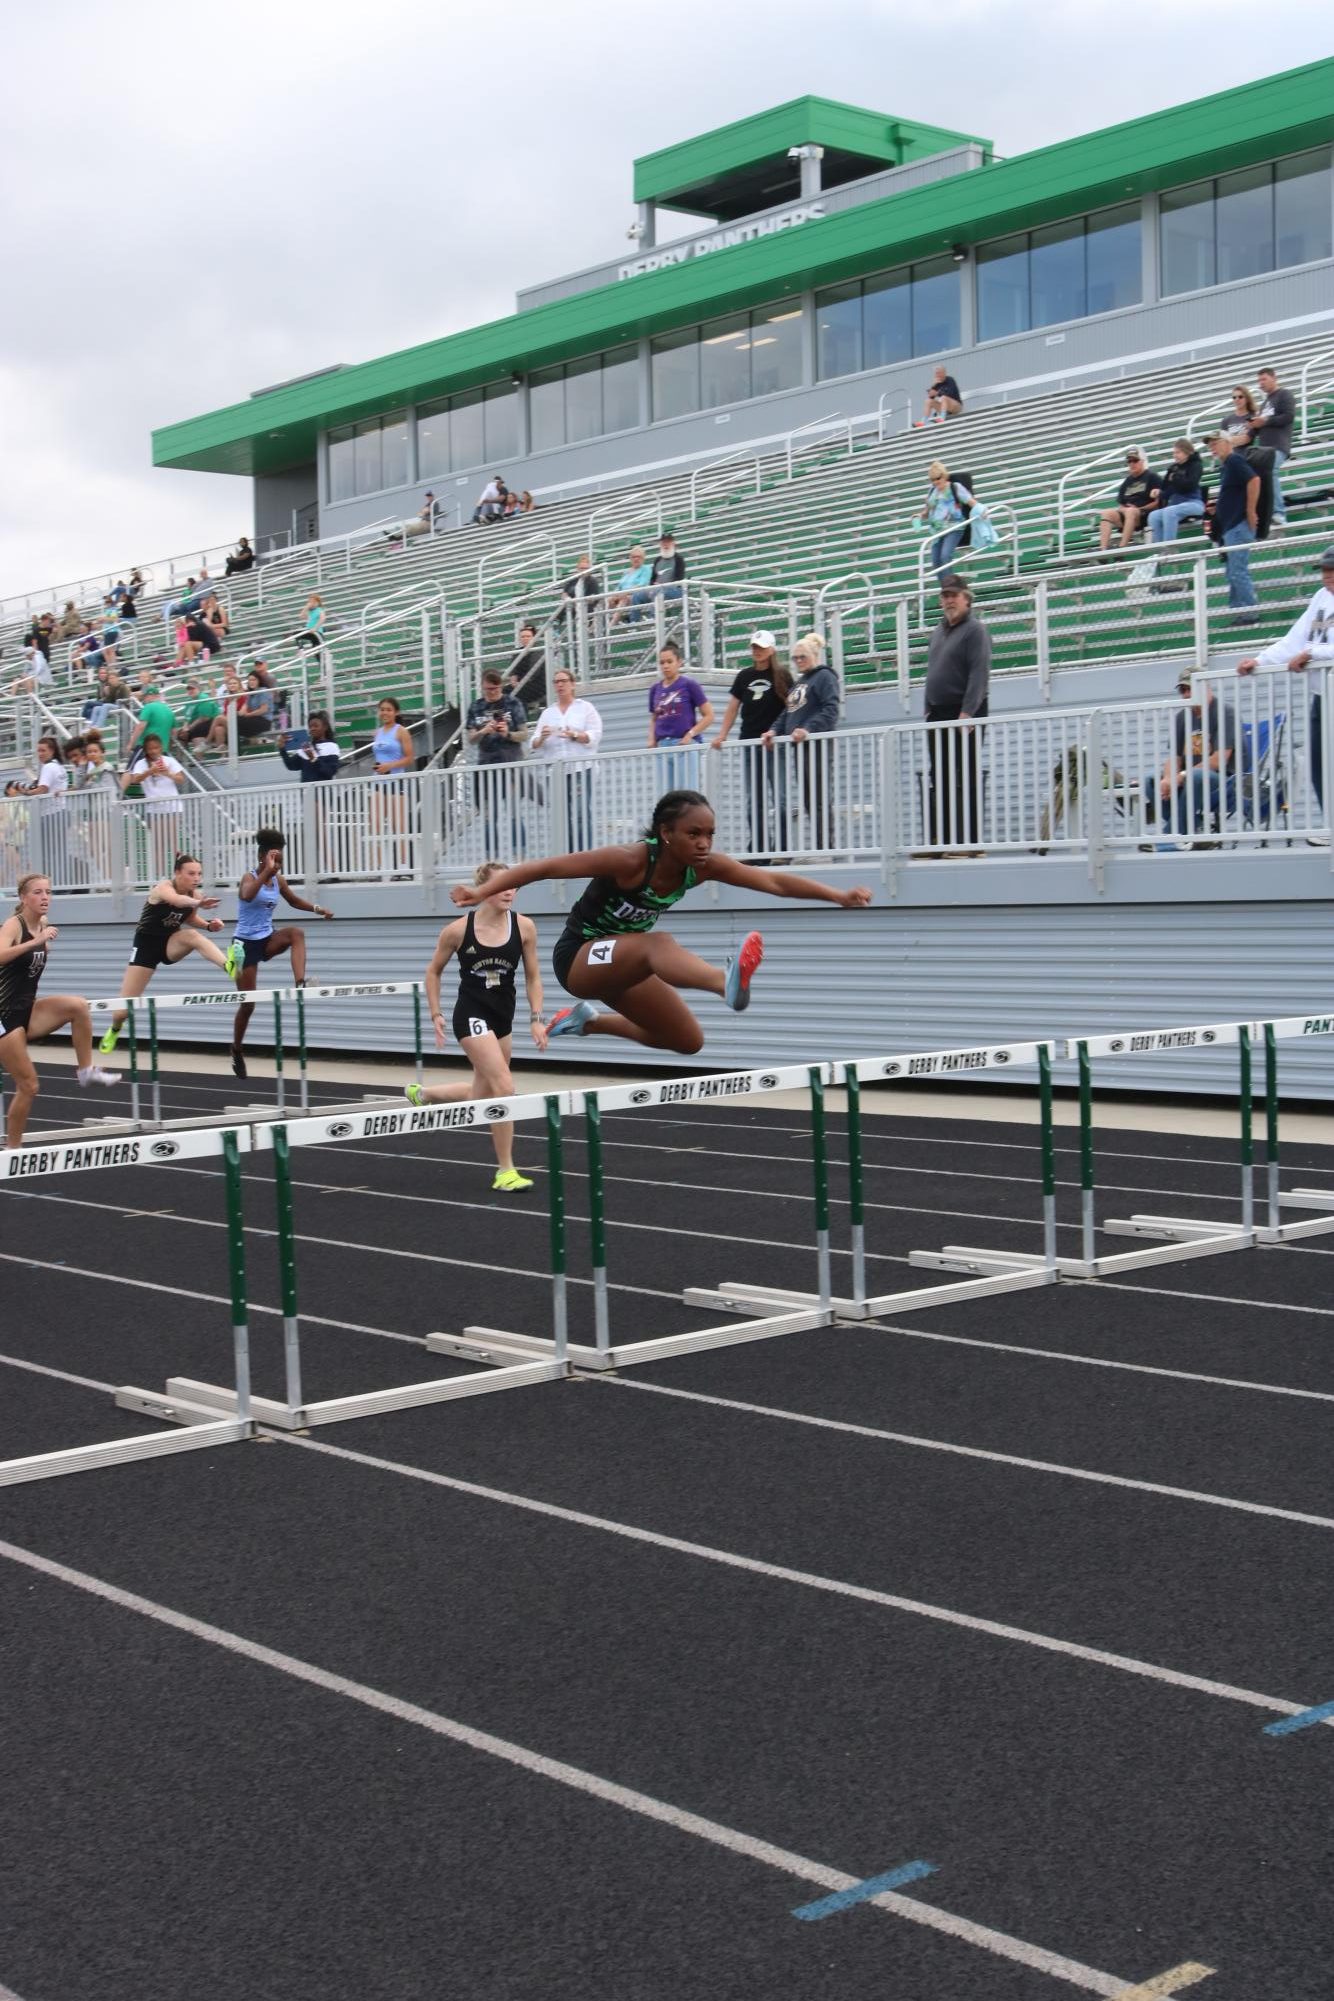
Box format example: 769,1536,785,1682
950,474,976,547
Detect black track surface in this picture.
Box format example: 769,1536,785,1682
3,1083,1334,2000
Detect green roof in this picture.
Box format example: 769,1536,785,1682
154,60,1334,479
632,97,989,219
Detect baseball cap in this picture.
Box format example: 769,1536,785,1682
749,629,776,648
1126,446,1146,461
1317,546,1334,568
937,572,968,593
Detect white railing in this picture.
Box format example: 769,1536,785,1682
586,488,665,563
256,517,399,604
1299,348,1334,437
914,501,1020,625
689,448,763,521
785,413,852,481
877,391,913,441
5,678,1326,902
477,535,557,611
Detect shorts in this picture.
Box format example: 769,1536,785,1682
240,936,272,969
452,994,515,1044
128,935,173,971
553,927,621,992
0,1005,33,1040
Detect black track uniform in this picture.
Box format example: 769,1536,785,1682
0,918,45,1038
129,894,189,970
552,838,697,990
452,909,523,1042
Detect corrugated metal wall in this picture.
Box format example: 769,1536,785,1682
48,901,1334,1099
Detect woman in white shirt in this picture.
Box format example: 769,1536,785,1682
531,670,602,849
4,738,69,883
121,732,186,880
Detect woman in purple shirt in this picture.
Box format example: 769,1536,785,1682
648,641,713,792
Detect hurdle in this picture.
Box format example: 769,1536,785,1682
684,1038,1062,1319
133,1086,570,1431
1256,1014,1334,1243
437,1060,838,1372
85,980,428,1118
0,1124,256,1488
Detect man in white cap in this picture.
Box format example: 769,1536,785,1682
1237,543,1334,839
710,631,791,854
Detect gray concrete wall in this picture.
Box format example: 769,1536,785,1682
254,465,319,550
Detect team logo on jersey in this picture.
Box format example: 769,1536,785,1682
148,1139,180,1158
326,1120,354,1138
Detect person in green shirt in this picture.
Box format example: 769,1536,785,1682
180,678,221,746
127,686,178,759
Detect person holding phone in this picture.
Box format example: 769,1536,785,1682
279,709,341,781
121,732,186,878
531,671,601,848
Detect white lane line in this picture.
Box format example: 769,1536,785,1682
0,1350,113,1394
604,1377,1334,1531
1099,1278,1334,1320
0,1534,1163,1999
0,1979,31,2001
282,1432,1318,1726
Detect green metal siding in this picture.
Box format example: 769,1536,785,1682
154,60,1334,477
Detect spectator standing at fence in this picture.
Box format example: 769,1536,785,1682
225,537,255,576
649,532,687,606
532,669,602,849
369,696,416,878
1148,440,1206,544
921,576,991,854
467,669,529,856
919,365,964,425
279,710,341,781
1205,431,1261,623
121,733,186,878
1238,544,1334,839
1142,675,1239,845
1247,366,1295,526
607,547,654,625
1097,448,1158,556
506,623,549,714
761,632,840,855
0,874,116,1145
649,641,712,791
712,631,789,853
919,462,974,575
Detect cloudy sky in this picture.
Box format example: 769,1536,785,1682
2,2,1328,598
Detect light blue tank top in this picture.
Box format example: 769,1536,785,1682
373,723,403,767
235,874,280,941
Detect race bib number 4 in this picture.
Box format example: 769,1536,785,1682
588,940,616,966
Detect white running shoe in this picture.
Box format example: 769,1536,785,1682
77,1065,118,1088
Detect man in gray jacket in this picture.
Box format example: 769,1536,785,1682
923,575,991,851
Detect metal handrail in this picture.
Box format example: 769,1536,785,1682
877,391,913,442
477,535,558,611
586,488,664,562
256,516,399,603
359,580,447,633
785,413,850,481
689,448,762,521
1299,348,1334,437
914,500,1020,627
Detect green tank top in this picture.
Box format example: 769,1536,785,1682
566,838,698,940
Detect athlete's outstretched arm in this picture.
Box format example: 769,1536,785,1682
450,844,643,906
424,920,465,1048
703,853,872,908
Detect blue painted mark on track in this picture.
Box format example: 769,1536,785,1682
792,1859,937,1920
1264,1699,1334,1736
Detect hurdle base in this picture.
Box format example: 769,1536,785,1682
1055,1223,1253,1277
685,1261,1056,1321
1103,1213,1249,1243
433,1307,833,1372
0,1413,251,1489
1257,1190,1334,1243
129,1358,567,1431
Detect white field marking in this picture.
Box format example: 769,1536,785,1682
283,1431,1318,1727
862,1322,1334,1408
0,1536,1169,2001
0,1980,31,2001
604,1377,1334,1533
0,1350,114,1394
0,1190,685,1304
1098,1277,1334,1321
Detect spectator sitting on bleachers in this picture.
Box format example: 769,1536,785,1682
1142,674,1239,845
919,462,974,575
472,474,508,525
1246,366,1295,527
649,532,687,603
1097,448,1159,556
502,489,522,520
518,490,537,514
7,641,52,696
202,593,229,643
117,588,137,623
57,601,82,641
1238,543,1334,836
205,671,273,748
127,569,146,599
561,553,603,602
1205,431,1261,623
280,710,341,781
82,664,132,726
1148,442,1205,543
179,678,221,745
920,365,964,426
224,537,255,576
1220,386,1258,439
607,547,654,625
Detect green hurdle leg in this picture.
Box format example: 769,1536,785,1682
273,1124,303,1414
412,988,425,1091
584,1092,610,1355
1077,1039,1095,1266
1239,1025,1254,1236
222,1130,252,1424
810,1066,831,1313
844,1065,866,1305
1265,1022,1280,1231
273,993,285,1115
127,998,140,1125
147,997,161,1124
296,987,310,1112
546,1095,568,1363
1039,1045,1057,1269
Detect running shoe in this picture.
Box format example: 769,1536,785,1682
231,1048,247,1081
724,931,764,1012
547,1001,598,1038
493,1167,534,1192
76,1066,117,1088
223,941,242,981
406,1084,426,1106
98,1023,121,1055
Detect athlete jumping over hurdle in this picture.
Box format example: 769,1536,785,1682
448,789,872,1056
229,828,334,1080
0,874,115,1147
98,854,238,1053
408,861,549,1193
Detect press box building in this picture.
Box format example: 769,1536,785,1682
153,62,1334,546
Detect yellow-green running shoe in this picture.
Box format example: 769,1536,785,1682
406,1084,426,1106
98,1022,122,1055
223,941,242,982
493,1168,534,1192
